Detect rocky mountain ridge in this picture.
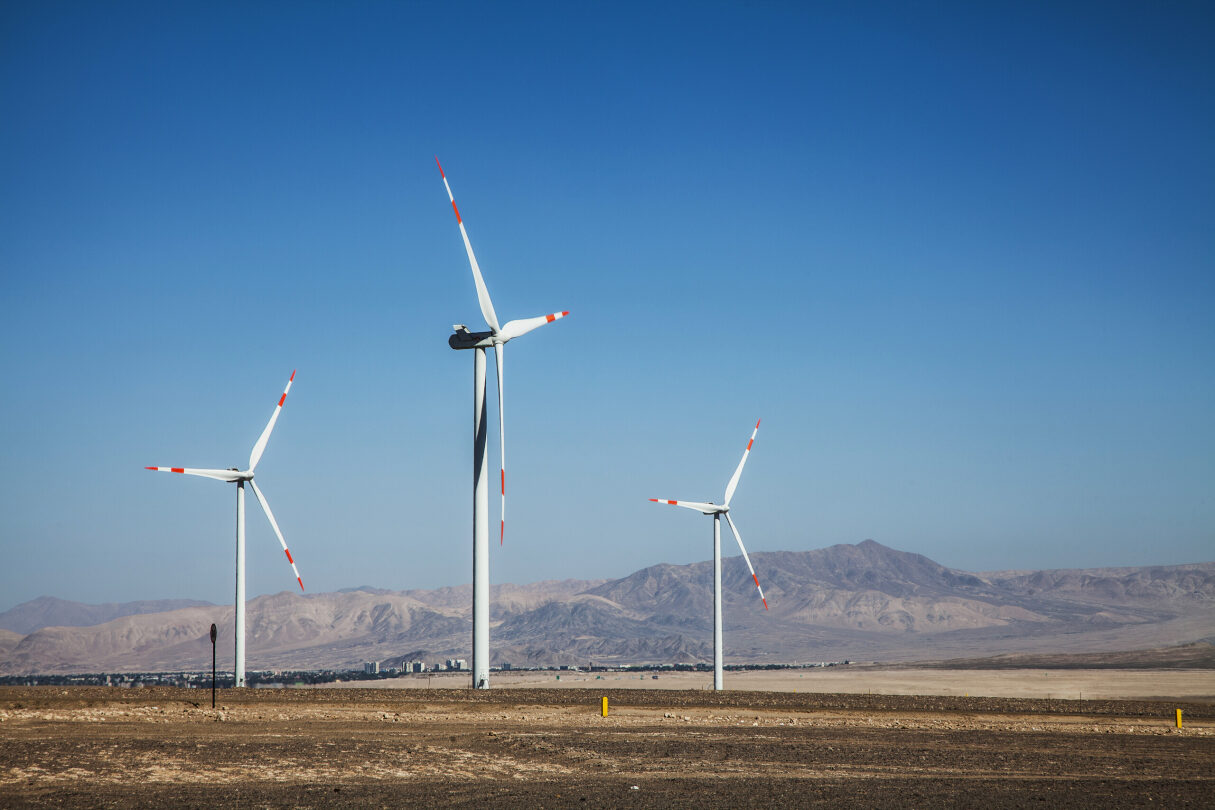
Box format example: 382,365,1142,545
0,596,215,635
2,541,1212,674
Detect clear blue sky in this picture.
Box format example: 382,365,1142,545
2,1,1212,610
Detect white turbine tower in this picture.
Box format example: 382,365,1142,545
146,371,304,688
649,419,768,691
437,157,568,689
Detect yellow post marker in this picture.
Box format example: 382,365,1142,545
1176,709,1183,729
601,696,609,717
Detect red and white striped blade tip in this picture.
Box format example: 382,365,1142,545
147,467,183,473
283,550,303,591
748,575,767,607
278,371,296,405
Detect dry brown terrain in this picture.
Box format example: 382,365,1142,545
2,682,1212,808
327,667,1215,702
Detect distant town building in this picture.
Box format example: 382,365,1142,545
364,661,379,675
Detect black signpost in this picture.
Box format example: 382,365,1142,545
209,623,217,709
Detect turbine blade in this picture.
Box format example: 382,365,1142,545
495,343,505,545
248,480,304,591
498,311,570,341
436,157,500,333
648,498,718,514
724,512,767,610
249,370,295,472
723,419,760,506
145,466,241,483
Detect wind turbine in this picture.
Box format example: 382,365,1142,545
437,157,568,689
649,419,768,691
146,371,303,688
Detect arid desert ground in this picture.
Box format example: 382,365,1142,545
324,666,1215,702
2,670,1212,808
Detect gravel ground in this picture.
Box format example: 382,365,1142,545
1,686,1211,808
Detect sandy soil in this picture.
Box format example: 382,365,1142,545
1,683,1212,808
328,667,1215,702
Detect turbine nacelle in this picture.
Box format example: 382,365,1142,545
449,327,496,350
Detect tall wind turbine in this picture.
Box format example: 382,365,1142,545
146,371,303,688
649,419,768,691
437,157,568,689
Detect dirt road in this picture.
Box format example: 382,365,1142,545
2,686,1211,808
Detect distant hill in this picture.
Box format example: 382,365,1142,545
1,541,1211,675
0,630,22,660
0,596,215,635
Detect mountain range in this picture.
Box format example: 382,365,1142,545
0,596,214,635
1,541,1212,674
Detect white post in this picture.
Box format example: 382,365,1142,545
472,347,490,689
235,481,246,688
713,513,723,691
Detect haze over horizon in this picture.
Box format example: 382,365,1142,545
2,2,1212,611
